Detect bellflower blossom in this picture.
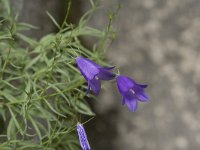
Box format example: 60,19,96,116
117,75,149,112
77,123,91,150
76,56,115,95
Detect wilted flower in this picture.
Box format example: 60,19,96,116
76,56,115,95
77,123,91,150
116,75,149,112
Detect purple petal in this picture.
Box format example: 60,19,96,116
97,68,116,80
77,57,100,68
103,66,115,70
124,90,135,99
123,90,138,112
123,96,138,112
120,90,137,112
76,57,99,80
86,82,91,95
137,84,148,88
137,92,149,102
89,78,101,95
117,75,135,94
122,97,125,105
133,85,149,102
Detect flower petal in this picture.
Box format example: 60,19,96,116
86,81,91,95
123,96,138,112
97,68,116,80
122,97,125,105
137,92,149,102
78,57,101,68
117,75,135,94
76,57,99,80
137,84,148,88
133,85,149,102
103,66,115,70
89,78,101,95
121,90,137,112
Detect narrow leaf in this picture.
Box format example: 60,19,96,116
46,11,60,29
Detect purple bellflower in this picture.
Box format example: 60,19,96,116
76,56,116,95
77,123,91,150
117,75,149,112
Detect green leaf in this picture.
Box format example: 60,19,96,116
1,80,17,90
0,90,16,102
46,11,60,29
25,55,41,70
75,100,95,116
45,82,70,104
1,0,11,14
16,33,38,47
8,106,23,135
28,115,42,140
43,98,66,118
7,118,16,140
17,22,39,31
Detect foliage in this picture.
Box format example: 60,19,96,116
0,0,117,149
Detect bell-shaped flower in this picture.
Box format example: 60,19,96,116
116,75,149,112
76,56,116,95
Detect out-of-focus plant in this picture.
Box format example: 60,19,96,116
0,0,118,149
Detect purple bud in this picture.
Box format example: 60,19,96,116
77,123,91,150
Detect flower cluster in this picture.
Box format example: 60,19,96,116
76,56,149,149
76,56,149,112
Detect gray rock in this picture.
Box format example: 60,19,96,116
85,0,200,150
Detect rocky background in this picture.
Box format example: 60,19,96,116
11,0,200,150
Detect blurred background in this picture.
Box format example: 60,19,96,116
11,0,200,149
